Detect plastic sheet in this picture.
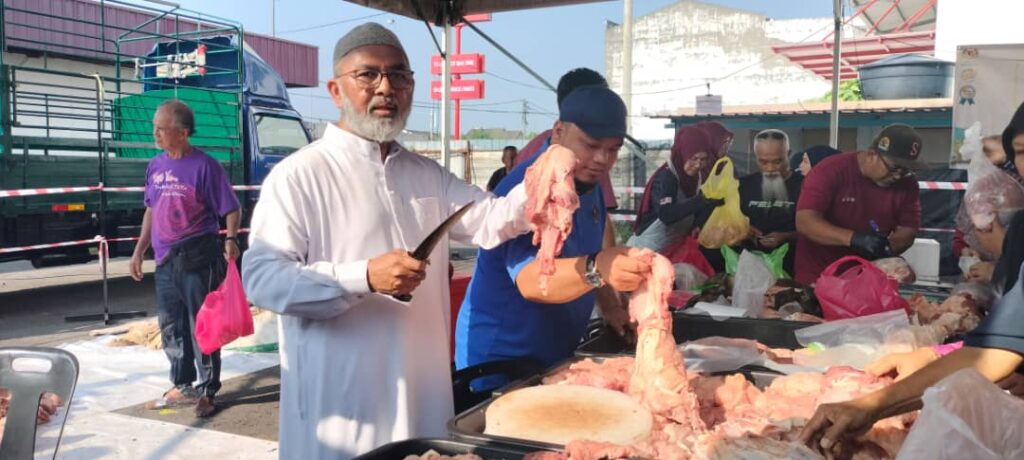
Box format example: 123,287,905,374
678,337,765,373
731,250,776,317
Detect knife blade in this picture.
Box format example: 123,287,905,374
393,200,475,302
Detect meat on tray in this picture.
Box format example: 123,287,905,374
524,252,912,459
872,257,916,284
402,451,483,460
908,293,981,338
523,145,580,296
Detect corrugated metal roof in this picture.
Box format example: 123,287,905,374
345,0,612,23
2,0,318,88
650,98,953,119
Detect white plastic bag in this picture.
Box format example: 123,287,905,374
679,337,765,373
897,368,1024,460
731,250,775,317
673,262,709,291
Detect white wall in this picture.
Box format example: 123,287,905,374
607,1,865,140
935,0,1024,62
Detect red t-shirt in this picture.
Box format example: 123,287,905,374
515,129,619,209
794,152,921,284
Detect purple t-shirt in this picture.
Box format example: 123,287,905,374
144,149,240,263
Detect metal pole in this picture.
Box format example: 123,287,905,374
271,0,276,37
454,24,462,141
622,0,633,135
441,17,452,171
461,21,555,92
829,0,843,149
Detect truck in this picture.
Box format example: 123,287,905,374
0,1,312,267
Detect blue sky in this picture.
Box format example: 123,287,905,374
125,0,837,134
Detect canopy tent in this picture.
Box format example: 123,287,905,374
344,0,613,169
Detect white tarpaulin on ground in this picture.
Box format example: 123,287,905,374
951,43,1024,162
29,337,279,459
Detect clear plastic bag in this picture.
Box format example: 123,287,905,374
731,250,776,317
955,122,1024,260
673,262,710,291
792,310,914,369
951,281,997,312
678,337,765,373
897,368,1024,460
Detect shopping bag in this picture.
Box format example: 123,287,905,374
731,250,776,317
722,244,790,279
697,157,750,249
897,368,1024,460
955,122,1024,260
815,256,910,321
195,260,254,354
662,236,715,278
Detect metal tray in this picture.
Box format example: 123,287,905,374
576,312,815,356
354,438,541,459
448,355,782,451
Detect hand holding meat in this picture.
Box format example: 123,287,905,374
850,231,891,258
866,348,938,381
965,261,995,283
595,247,652,292
975,217,1006,256
799,398,880,455
367,249,427,296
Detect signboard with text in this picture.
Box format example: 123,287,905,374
431,79,485,100
431,53,485,75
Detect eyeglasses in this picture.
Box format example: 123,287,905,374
756,130,787,141
341,69,415,90
879,155,913,179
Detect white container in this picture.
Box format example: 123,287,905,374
901,238,941,282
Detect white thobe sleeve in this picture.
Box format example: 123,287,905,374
442,169,531,249
242,169,370,320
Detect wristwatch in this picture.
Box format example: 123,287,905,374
225,236,239,244
584,253,605,288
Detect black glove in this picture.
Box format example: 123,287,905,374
695,191,725,212
850,231,893,259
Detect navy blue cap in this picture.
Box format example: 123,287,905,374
558,85,628,140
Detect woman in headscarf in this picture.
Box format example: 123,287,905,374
628,127,722,252
696,121,734,158
791,145,841,177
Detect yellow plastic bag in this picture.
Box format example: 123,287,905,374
697,157,750,249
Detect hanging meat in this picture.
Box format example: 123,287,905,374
524,144,580,295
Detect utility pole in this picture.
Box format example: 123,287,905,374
622,0,633,134
271,0,276,37
521,100,528,139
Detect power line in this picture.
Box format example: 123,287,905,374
277,12,388,34
484,71,552,92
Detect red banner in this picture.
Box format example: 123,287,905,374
430,79,485,100
430,53,485,75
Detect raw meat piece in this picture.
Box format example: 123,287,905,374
628,249,706,432
908,293,981,337
872,257,916,284
701,433,823,460
563,440,640,460
402,451,483,460
524,144,580,296
542,357,635,392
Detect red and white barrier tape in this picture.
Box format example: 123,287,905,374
0,229,249,255
612,214,956,235
613,182,967,195
0,183,262,198
0,185,102,198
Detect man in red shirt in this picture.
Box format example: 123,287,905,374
794,124,927,285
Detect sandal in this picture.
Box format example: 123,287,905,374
145,387,198,410
194,396,216,417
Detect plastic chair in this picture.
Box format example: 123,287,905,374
451,358,542,414
0,347,79,460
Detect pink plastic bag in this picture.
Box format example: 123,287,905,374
195,261,253,354
815,256,910,321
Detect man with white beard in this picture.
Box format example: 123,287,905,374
242,23,532,459
738,129,803,274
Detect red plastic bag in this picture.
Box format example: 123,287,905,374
815,256,910,321
195,261,253,354
661,236,715,278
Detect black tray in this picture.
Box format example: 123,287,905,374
576,312,816,356
354,438,541,459
448,355,782,451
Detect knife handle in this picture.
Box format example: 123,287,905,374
393,293,412,302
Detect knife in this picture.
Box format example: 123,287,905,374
393,200,475,302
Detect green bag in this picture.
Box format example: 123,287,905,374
722,244,790,279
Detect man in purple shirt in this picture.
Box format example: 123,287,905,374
129,99,241,417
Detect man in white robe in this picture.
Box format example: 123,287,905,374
242,23,531,459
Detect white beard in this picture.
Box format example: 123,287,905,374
340,94,409,143
761,173,789,202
